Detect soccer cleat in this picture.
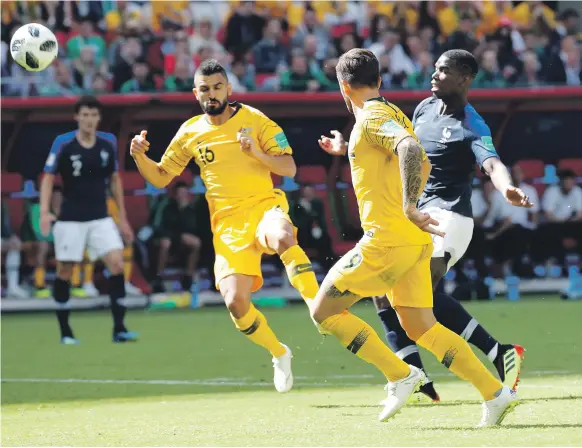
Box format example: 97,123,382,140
272,343,293,393
82,282,100,297
71,287,88,298
478,386,519,427
415,381,441,403
34,287,51,298
495,344,525,390
7,285,29,299
61,336,79,345
125,282,143,296
379,365,426,421
113,331,139,343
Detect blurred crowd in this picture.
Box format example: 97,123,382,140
1,0,581,97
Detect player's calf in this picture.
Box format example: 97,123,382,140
103,249,134,340
53,263,76,343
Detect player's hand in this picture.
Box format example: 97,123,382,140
130,130,150,157
40,212,56,237
405,208,446,238
237,129,258,156
118,219,134,244
318,130,347,156
504,186,534,208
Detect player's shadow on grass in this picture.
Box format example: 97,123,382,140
312,395,582,409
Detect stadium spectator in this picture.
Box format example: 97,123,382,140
224,1,265,55
38,62,83,97
227,58,256,92
540,170,582,263
291,8,330,61
111,36,143,92
66,18,106,62
516,50,542,86
1,201,28,298
72,46,109,92
369,29,415,78
252,18,289,74
319,57,341,91
189,18,226,58
279,52,321,92
152,182,203,294
91,73,109,94
407,50,434,89
164,54,194,92
120,59,155,93
446,13,479,53
473,49,506,88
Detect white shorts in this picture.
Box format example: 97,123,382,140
422,206,474,271
53,217,124,262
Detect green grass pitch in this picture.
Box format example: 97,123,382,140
2,297,581,446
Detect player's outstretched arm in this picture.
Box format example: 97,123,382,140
482,157,533,208
130,131,174,189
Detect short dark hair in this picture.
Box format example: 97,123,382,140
441,49,479,78
196,58,228,80
74,95,102,114
558,169,576,179
336,48,380,88
174,180,189,190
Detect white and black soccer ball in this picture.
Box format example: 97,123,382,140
10,23,58,72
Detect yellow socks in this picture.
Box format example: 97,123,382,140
34,266,46,288
123,246,133,280
232,303,286,358
83,259,94,285
321,312,411,382
280,245,319,302
417,322,502,400
71,264,81,287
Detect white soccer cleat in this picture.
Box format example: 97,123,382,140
7,285,29,299
379,365,426,422
478,386,519,427
272,343,293,393
83,282,100,297
124,281,143,296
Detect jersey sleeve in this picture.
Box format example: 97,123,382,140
100,132,119,171
256,113,292,156
362,110,421,157
159,126,192,176
465,111,499,168
43,135,67,174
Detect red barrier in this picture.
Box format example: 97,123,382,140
3,86,582,109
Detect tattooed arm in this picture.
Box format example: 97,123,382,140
395,137,444,236
395,136,431,213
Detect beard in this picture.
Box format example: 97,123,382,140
202,98,229,116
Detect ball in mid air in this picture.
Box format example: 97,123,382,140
10,23,58,72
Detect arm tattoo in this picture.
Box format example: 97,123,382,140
397,136,424,209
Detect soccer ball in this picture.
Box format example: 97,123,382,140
10,23,58,72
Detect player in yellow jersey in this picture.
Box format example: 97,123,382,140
311,49,518,426
130,59,321,393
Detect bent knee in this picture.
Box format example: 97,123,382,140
223,289,251,318
268,227,295,253
57,262,75,280
104,251,124,275
181,234,201,249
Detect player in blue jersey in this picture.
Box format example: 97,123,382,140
373,49,533,401
39,96,138,344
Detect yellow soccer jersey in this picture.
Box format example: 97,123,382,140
159,102,292,219
348,97,431,247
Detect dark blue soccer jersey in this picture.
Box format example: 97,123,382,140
413,96,499,217
43,131,118,222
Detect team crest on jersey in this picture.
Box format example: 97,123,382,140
100,150,109,167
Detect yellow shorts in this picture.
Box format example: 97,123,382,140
213,190,295,292
329,240,433,308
